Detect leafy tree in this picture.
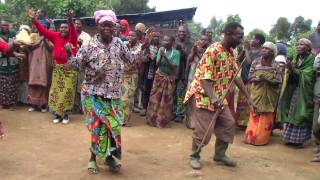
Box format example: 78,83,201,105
269,17,291,41
247,28,267,40
207,16,224,41
187,21,202,41
289,16,312,40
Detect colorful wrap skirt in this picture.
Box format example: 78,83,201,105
82,94,123,160
48,65,77,116
146,70,176,128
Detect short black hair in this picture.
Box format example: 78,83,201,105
38,9,47,16
253,33,266,45
164,35,175,42
223,22,244,34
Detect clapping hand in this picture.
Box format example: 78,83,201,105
27,9,36,20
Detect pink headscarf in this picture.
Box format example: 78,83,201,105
94,10,117,24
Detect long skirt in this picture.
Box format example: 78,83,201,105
283,123,311,144
173,80,186,119
17,81,29,104
48,65,77,117
28,85,49,106
236,83,250,126
146,70,175,128
245,112,274,145
0,73,18,106
82,94,122,160
121,73,138,125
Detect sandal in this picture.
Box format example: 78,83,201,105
105,157,121,172
87,161,98,174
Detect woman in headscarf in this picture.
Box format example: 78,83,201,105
146,35,180,128
119,19,130,39
281,38,315,148
245,42,282,145
27,9,78,124
21,22,54,113
67,10,133,173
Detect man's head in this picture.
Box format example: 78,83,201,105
128,31,138,45
114,22,121,37
251,33,265,48
177,25,188,41
222,22,244,48
37,9,47,20
162,35,175,49
202,28,213,42
317,21,320,33
1,20,9,34
151,31,160,45
75,19,83,33
59,23,69,38
199,35,210,48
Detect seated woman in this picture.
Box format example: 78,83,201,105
245,42,282,145
146,35,180,128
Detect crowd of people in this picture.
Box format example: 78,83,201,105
0,8,320,173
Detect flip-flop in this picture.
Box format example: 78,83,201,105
87,161,98,174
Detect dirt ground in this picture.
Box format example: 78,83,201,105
0,107,319,180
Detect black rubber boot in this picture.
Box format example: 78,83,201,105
213,139,237,167
190,140,201,169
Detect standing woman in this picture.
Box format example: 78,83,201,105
122,31,145,126
24,23,54,112
0,20,20,110
146,35,180,128
27,9,78,124
67,10,133,173
281,38,315,148
245,42,282,145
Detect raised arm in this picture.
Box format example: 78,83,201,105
67,10,78,48
27,9,57,42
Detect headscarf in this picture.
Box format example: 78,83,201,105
94,10,117,24
120,19,130,37
19,25,31,34
135,23,146,33
262,41,277,56
298,38,312,51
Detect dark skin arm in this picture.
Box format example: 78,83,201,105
234,78,255,109
160,49,177,69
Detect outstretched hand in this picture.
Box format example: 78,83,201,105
27,9,36,20
66,9,74,22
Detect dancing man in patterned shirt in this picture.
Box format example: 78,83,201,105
184,22,255,169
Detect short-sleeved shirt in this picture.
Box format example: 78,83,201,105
184,42,239,112
156,47,180,75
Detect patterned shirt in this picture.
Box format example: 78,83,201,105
68,35,133,99
123,41,143,74
184,42,239,112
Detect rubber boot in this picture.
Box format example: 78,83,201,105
213,139,237,167
190,140,201,169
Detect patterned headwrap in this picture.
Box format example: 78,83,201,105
135,23,146,33
19,25,31,33
94,10,117,24
298,38,312,50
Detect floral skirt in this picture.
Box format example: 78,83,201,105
82,94,123,160
0,73,18,106
48,65,77,116
245,112,274,145
236,84,250,126
121,73,138,125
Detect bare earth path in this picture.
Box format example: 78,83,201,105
0,107,319,180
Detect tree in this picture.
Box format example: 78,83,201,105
0,0,154,24
208,16,224,41
247,28,267,40
289,16,312,40
187,21,202,41
269,17,291,41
